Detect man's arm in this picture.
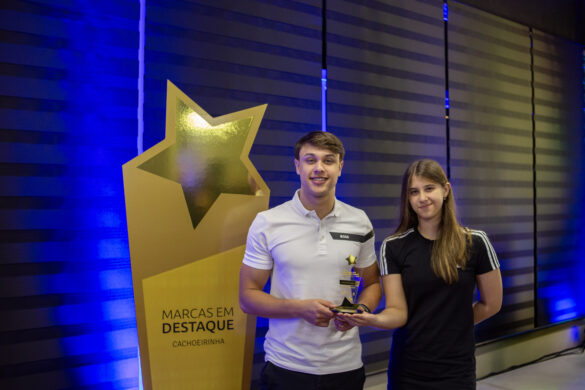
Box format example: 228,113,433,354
239,264,335,327
473,268,502,324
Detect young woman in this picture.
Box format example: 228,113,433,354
337,159,502,389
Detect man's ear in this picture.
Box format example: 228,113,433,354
294,159,300,175
338,160,344,176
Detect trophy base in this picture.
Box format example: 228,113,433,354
330,305,359,314
330,297,359,314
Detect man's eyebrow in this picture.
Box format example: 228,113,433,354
301,152,338,159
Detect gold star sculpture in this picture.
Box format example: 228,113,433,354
138,81,267,229
346,254,357,265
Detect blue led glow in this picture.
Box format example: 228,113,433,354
43,1,142,386
138,350,144,390
137,3,146,388
138,0,146,155
570,326,581,343
540,277,583,324
443,2,448,21
445,90,450,109
321,68,327,131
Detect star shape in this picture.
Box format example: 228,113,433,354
346,254,357,265
138,82,267,229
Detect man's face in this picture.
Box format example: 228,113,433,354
294,144,343,202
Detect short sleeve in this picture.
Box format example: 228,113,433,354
471,230,500,275
357,229,377,269
378,238,401,276
242,214,273,270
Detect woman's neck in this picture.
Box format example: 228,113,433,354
417,218,440,240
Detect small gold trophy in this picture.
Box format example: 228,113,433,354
331,254,361,314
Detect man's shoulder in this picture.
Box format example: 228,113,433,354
254,199,296,222
335,199,369,219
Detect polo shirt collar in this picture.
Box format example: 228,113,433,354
292,190,341,218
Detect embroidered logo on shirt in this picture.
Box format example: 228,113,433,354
330,230,373,243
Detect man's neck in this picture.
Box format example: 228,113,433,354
298,191,335,219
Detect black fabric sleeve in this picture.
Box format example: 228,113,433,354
379,238,401,275
472,230,500,275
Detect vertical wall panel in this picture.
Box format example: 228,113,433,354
448,3,534,340
327,0,445,249
533,30,585,326
327,0,445,374
0,0,139,388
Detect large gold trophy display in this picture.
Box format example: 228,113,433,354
123,81,269,389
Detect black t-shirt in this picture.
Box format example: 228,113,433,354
380,228,499,388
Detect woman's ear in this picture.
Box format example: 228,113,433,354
444,182,451,200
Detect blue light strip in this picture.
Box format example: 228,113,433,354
445,89,450,109
137,3,146,387
138,348,144,390
137,0,146,155
443,1,448,21
321,68,327,131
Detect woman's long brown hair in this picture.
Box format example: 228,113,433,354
395,159,470,284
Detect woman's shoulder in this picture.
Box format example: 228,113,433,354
462,228,496,253
463,228,499,269
464,228,491,242
382,228,417,246
379,228,417,266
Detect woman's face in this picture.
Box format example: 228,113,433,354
408,175,450,224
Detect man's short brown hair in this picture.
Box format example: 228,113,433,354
294,131,345,161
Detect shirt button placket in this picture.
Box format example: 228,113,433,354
318,220,327,255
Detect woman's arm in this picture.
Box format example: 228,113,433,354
336,274,408,330
473,268,503,324
355,262,383,313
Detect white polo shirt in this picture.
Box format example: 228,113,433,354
243,190,376,374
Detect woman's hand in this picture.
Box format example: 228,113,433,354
335,311,378,328
333,314,355,331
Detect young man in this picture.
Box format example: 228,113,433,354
239,131,381,389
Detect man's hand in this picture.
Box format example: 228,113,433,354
297,299,336,327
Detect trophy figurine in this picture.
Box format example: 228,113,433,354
331,254,362,314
